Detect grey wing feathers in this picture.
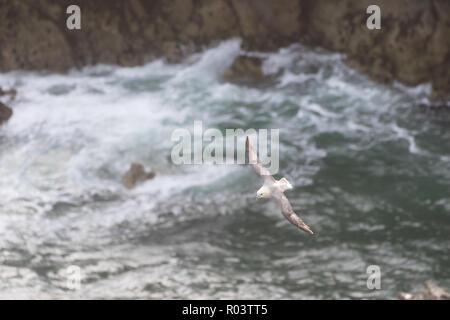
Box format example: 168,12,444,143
246,136,313,235
246,136,275,183
275,192,314,235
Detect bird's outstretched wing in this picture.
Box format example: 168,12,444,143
246,136,275,184
246,136,313,235
273,191,314,235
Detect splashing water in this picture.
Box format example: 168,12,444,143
0,39,449,299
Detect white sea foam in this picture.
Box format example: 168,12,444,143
0,39,441,220
0,39,448,299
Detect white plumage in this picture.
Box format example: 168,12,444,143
246,136,314,235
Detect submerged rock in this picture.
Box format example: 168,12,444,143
0,87,17,100
398,281,450,300
121,163,156,189
0,102,13,125
223,55,265,81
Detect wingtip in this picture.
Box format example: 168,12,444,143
302,225,314,235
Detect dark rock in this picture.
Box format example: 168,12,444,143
302,0,450,100
398,281,450,300
0,87,17,100
0,0,448,99
0,102,13,125
231,0,302,51
121,163,156,189
223,55,265,81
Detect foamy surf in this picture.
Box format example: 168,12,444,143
0,40,449,299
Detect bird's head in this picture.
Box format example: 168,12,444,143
256,189,271,199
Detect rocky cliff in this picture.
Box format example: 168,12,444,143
0,0,448,99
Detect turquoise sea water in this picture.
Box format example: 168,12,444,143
0,39,449,299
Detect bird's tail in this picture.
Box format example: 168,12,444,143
279,177,293,192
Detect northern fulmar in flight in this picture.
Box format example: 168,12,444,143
246,136,314,234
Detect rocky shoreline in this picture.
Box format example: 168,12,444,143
0,101,12,125
0,87,15,125
398,282,450,300
0,0,449,100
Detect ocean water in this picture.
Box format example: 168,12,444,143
0,39,449,299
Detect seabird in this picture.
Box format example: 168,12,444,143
246,136,314,234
